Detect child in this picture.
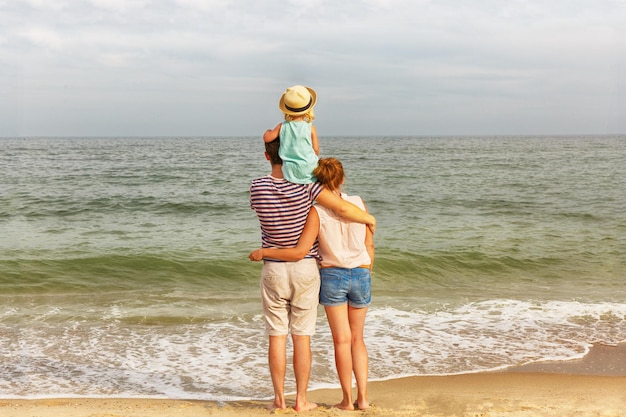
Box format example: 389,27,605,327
263,85,319,184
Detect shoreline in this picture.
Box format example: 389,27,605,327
1,344,624,416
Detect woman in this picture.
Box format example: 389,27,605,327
249,157,374,410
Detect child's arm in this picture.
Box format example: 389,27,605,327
311,125,319,155
249,207,320,262
263,123,282,143
316,189,376,234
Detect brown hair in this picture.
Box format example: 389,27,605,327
265,137,282,165
313,157,344,192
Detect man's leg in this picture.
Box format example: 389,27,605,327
289,259,320,412
268,335,287,410
261,262,291,410
292,334,318,411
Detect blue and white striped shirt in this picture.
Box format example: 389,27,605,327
250,175,323,259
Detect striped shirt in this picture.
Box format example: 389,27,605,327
250,175,323,259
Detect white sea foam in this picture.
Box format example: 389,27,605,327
1,299,624,400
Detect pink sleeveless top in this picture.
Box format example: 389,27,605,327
315,193,372,268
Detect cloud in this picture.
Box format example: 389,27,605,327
90,0,151,12
1,0,624,136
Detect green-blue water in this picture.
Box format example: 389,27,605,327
1,136,625,400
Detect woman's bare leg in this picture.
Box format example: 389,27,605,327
349,305,369,409
325,304,355,410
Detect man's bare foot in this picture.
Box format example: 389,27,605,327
334,401,355,411
267,401,286,411
294,400,318,412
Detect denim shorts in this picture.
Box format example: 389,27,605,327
319,267,371,308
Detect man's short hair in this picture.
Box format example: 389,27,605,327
265,137,282,165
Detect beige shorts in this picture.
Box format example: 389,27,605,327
260,258,320,336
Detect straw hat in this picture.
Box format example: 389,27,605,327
278,85,317,116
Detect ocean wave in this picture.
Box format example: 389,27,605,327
1,195,243,218
0,255,260,294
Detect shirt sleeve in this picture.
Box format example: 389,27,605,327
309,181,323,202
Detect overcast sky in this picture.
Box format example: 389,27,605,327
1,0,625,137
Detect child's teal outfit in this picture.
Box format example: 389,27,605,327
279,121,318,184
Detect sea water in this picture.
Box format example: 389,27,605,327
1,135,624,400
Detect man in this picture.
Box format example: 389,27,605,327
250,137,375,411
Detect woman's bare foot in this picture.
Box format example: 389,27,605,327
357,399,370,410
294,400,318,412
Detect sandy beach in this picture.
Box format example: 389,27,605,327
1,344,624,417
